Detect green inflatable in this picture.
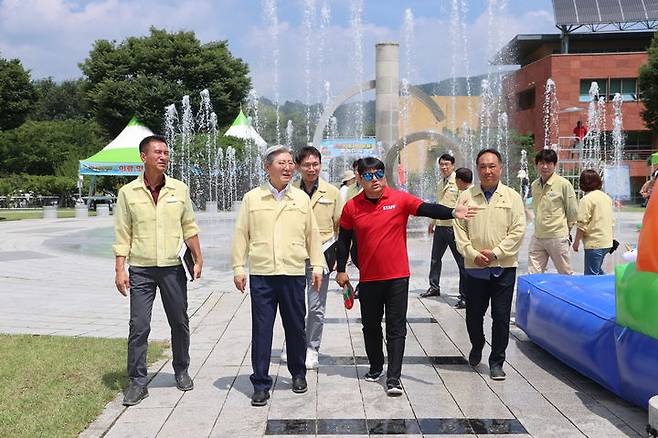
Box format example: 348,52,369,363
615,262,658,340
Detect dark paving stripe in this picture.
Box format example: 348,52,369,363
368,418,421,434
469,418,527,434
324,317,438,324
265,418,527,435
318,418,367,434
318,355,467,365
418,418,472,434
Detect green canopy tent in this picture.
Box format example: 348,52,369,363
79,117,154,201
651,152,658,166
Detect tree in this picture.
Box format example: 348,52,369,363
31,78,90,121
80,28,251,137
639,31,658,132
0,57,36,130
0,120,108,176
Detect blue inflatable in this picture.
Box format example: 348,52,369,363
517,273,658,408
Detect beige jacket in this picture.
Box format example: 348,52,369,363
293,178,343,243
231,184,324,276
454,183,526,269
577,190,614,249
113,174,199,267
531,173,578,239
434,173,460,227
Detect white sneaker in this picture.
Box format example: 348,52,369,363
280,350,287,362
305,348,319,369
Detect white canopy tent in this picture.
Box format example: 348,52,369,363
224,110,267,148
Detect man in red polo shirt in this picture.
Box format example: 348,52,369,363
335,156,476,396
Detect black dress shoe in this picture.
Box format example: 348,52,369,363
292,377,308,394
468,347,482,367
251,390,270,406
454,298,466,309
175,372,194,391
123,383,149,406
420,287,440,298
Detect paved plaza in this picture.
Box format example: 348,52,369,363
0,211,648,437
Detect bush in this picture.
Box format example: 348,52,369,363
0,174,76,197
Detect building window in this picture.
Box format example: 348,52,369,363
580,78,639,102
624,130,653,149
609,78,638,101
516,88,535,111
579,79,608,102
601,130,653,161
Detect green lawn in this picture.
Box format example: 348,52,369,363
0,334,166,438
0,209,98,221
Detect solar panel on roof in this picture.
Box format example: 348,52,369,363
597,0,622,21
553,0,578,24
623,0,650,20
647,0,658,17
553,0,658,26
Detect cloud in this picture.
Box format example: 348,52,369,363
0,0,246,80
246,5,557,101
0,0,557,102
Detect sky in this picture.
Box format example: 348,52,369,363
0,0,557,102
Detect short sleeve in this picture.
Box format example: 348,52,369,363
404,192,424,215
339,199,354,229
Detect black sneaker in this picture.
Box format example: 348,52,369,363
468,347,482,367
292,377,308,393
251,389,270,406
420,287,440,298
123,383,149,406
454,298,466,309
490,366,506,381
386,378,403,396
175,371,194,391
364,369,384,382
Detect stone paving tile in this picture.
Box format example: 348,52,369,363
1,215,649,437
103,407,171,438
156,404,220,438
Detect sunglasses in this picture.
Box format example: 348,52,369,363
361,169,385,182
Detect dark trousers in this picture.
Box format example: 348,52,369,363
359,277,409,381
249,275,306,392
429,226,467,299
128,265,190,387
464,268,516,368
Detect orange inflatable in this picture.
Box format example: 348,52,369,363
636,189,658,273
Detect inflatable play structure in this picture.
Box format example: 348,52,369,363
517,190,658,409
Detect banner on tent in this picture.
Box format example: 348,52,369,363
79,162,144,176
319,138,378,159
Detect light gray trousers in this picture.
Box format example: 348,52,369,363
305,260,330,351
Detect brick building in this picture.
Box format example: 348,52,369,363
499,30,656,199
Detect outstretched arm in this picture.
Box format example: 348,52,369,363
416,197,479,220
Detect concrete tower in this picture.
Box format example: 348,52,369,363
375,42,400,153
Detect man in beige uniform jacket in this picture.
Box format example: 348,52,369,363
454,148,526,381
422,153,467,309
114,135,202,406
293,146,343,369
232,145,325,407
529,148,578,275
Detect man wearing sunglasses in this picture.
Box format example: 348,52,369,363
335,157,477,396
